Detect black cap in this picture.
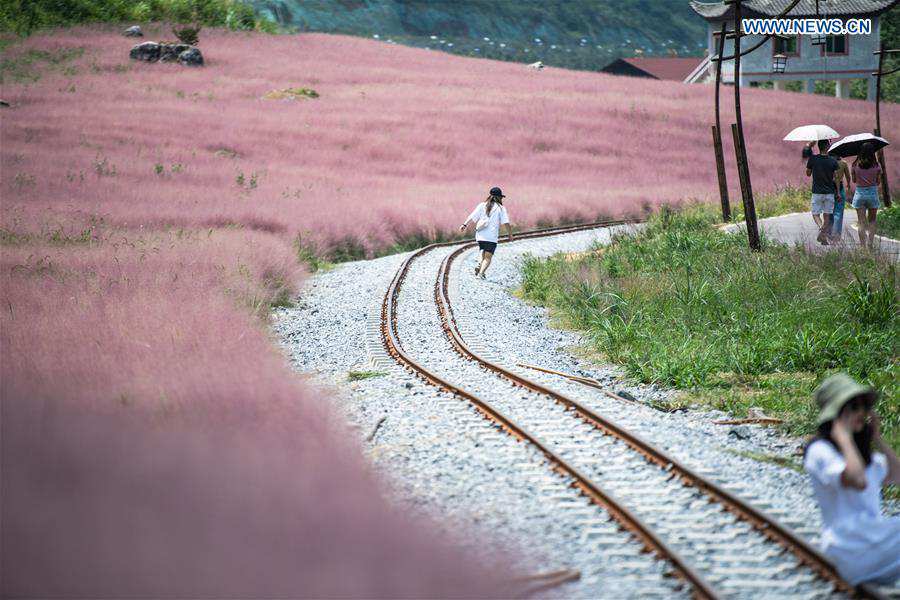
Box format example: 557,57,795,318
489,186,505,198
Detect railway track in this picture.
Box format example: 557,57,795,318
378,219,887,599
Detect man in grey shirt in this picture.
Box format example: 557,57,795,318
806,139,840,245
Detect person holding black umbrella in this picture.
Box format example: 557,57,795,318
851,142,883,250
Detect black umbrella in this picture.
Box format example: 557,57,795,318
827,133,889,158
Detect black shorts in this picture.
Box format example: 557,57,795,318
477,241,497,254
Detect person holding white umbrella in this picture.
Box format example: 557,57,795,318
785,125,843,245
806,139,842,245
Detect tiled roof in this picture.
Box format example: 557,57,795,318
614,57,706,81
690,0,898,19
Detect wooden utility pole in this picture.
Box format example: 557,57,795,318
730,0,761,251
710,0,802,249
873,44,896,207
712,21,731,222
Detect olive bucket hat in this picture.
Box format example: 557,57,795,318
814,373,876,426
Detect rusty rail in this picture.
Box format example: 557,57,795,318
381,219,719,599
435,232,882,600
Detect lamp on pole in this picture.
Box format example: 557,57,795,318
872,44,898,207
772,53,788,74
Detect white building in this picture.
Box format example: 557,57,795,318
690,0,898,99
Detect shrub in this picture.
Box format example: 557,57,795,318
172,23,200,46
0,0,276,36
878,203,900,241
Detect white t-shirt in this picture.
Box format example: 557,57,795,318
467,202,509,243
804,439,900,585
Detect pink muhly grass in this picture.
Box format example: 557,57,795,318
2,402,506,598
1,24,895,595
1,227,507,597
2,27,895,256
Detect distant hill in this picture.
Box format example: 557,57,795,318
249,0,708,71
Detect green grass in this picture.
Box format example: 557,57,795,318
695,185,809,224
724,448,804,473
878,204,900,241
263,87,319,100
347,370,387,381
0,45,84,83
0,0,277,36
520,206,899,448
734,186,809,221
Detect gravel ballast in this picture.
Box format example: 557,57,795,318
272,225,896,598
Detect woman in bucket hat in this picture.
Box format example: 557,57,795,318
459,187,513,280
803,373,900,586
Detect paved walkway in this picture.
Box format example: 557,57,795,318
724,211,900,260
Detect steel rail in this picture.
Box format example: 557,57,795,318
381,219,720,600
435,235,884,600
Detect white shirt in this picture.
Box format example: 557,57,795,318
467,202,509,243
804,439,900,585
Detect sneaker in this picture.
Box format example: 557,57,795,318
474,266,480,276
816,230,828,244
479,272,486,280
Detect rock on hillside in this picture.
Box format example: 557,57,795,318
129,42,204,66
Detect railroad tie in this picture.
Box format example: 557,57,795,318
716,572,819,589
703,549,784,564
580,532,630,547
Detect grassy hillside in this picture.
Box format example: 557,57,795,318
4,0,895,101
251,0,707,71
2,0,708,71
3,28,896,258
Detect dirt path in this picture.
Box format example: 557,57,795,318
725,211,900,259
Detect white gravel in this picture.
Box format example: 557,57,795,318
272,225,897,598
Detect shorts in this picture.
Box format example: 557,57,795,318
852,185,881,210
811,193,835,215
477,241,497,254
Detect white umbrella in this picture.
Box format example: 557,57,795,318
783,124,840,142
827,133,889,158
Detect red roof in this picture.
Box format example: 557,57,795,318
618,57,705,81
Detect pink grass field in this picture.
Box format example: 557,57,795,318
0,228,507,596
2,26,897,255
1,25,897,596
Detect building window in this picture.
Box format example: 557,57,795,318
773,35,799,57
824,35,848,55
